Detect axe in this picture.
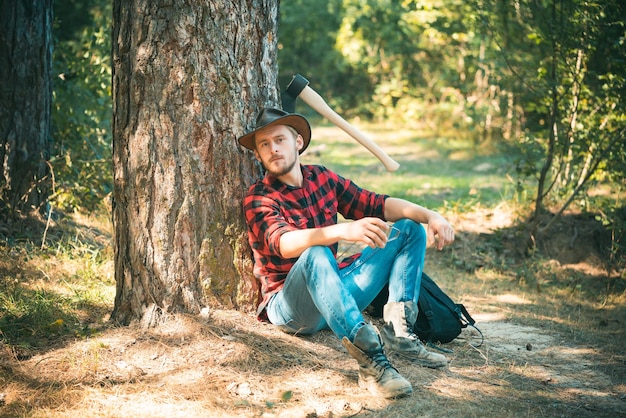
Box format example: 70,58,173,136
282,74,400,172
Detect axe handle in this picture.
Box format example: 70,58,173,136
298,86,400,172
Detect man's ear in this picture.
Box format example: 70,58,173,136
253,149,262,162
296,134,304,151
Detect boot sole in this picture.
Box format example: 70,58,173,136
380,334,449,369
394,351,448,368
359,380,413,399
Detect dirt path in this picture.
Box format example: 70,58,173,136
2,302,624,417
473,313,625,416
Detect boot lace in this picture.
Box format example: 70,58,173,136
366,347,394,371
403,314,420,342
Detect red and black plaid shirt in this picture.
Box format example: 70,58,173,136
243,164,388,319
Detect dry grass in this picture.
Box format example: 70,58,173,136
1,205,625,418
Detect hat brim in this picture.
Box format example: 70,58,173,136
238,114,311,154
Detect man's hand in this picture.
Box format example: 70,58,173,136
342,217,390,249
426,212,455,250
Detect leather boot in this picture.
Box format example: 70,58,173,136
380,301,449,368
342,323,413,399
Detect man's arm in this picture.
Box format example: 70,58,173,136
279,198,454,258
279,217,390,259
384,197,455,250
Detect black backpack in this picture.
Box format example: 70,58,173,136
367,272,482,347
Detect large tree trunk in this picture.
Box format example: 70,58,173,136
111,0,277,325
0,0,53,221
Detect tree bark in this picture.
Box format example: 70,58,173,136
0,0,53,221
111,0,277,325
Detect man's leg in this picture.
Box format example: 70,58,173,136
266,245,412,398
266,245,365,340
340,218,425,308
341,219,448,368
267,219,426,331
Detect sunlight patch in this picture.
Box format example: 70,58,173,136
472,312,506,322
547,346,599,356
495,294,530,304
478,321,555,355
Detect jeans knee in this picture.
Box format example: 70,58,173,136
396,218,426,246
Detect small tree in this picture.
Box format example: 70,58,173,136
479,0,625,242
529,0,625,234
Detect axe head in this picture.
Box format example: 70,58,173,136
281,74,310,113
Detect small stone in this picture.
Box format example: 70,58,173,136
199,307,211,319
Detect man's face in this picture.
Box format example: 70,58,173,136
253,124,303,177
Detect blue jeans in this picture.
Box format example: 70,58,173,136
266,219,426,342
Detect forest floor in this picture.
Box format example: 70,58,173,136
1,204,625,418
1,124,625,417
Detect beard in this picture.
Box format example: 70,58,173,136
265,156,298,177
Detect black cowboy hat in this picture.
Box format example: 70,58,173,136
238,108,311,154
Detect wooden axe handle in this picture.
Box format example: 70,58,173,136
298,86,400,172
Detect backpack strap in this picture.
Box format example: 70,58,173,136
458,304,475,327
458,303,484,347
417,285,436,342
468,323,484,347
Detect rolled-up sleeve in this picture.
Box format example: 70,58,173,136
244,190,293,257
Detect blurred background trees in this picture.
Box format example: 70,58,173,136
51,0,112,212
33,0,624,267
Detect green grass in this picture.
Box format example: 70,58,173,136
303,123,531,211
0,219,114,350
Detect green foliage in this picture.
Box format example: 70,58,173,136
0,285,75,347
280,0,519,140
278,0,372,115
51,1,112,212
468,0,626,234
595,199,626,278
